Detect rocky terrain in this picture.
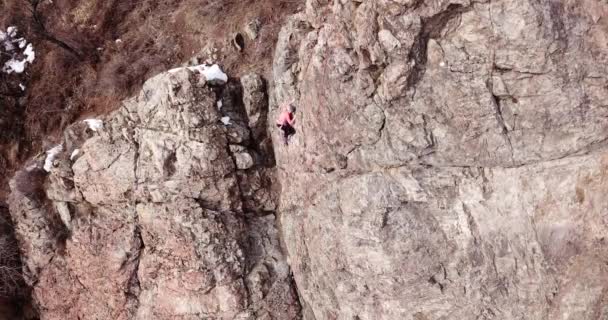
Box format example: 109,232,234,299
8,69,300,319
272,0,608,319
1,0,608,319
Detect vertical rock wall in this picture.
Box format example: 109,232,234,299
271,0,608,319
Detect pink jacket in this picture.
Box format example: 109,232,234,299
276,111,295,126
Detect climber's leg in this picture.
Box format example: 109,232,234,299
285,125,296,143
279,124,295,146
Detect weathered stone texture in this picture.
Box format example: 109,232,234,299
272,0,608,319
9,69,300,319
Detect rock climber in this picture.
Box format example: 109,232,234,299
276,101,296,145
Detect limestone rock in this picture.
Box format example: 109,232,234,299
8,69,300,319
272,0,608,319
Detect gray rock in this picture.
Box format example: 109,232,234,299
272,0,608,319
7,1,608,319
8,68,300,320
244,18,262,41
241,73,267,140
230,145,255,170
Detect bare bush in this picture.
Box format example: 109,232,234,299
0,207,23,298
13,167,46,202
0,235,23,298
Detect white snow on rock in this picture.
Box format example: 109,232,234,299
44,144,63,172
70,149,81,161
1,26,35,74
6,26,16,37
83,119,104,131
24,44,35,63
168,66,186,73
4,59,27,74
168,64,228,85
19,83,25,91
221,116,231,125
200,64,228,84
217,100,223,110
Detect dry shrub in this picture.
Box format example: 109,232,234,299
82,95,123,117
13,167,46,203
0,207,24,299
0,235,23,298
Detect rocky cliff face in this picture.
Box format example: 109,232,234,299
8,70,300,319
5,0,608,319
272,0,608,319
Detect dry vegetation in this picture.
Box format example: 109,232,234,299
0,205,24,298
0,204,29,320
0,235,22,298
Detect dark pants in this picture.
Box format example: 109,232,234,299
278,124,296,145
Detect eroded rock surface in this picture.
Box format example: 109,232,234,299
9,69,300,319
6,0,608,319
272,0,608,319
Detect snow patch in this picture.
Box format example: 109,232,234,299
168,66,186,73
220,116,231,125
168,64,228,85
70,149,80,161
44,144,63,172
217,100,223,110
1,26,35,74
200,64,228,84
24,44,35,63
6,26,16,37
4,59,27,74
83,119,104,131
19,83,25,91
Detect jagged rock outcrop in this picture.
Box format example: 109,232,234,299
272,0,608,319
6,0,608,319
8,69,300,319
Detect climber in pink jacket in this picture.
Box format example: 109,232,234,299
276,101,296,145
